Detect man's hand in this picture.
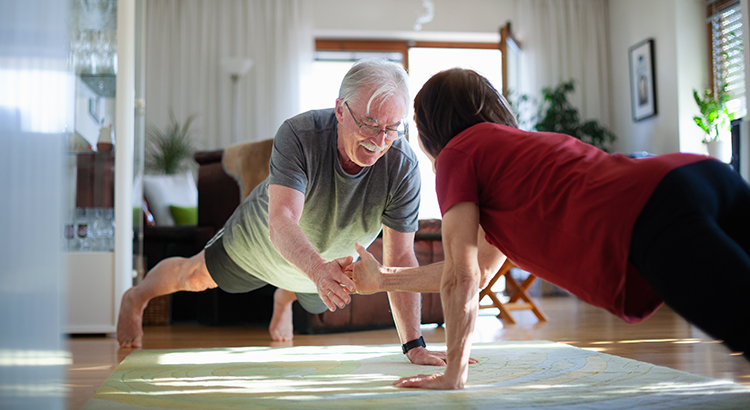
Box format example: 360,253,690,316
394,372,463,390
312,256,355,311
346,242,386,294
406,347,479,366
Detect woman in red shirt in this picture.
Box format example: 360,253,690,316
349,68,750,390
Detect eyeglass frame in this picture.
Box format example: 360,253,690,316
344,101,408,141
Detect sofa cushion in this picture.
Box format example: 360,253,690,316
142,171,198,226
169,205,198,225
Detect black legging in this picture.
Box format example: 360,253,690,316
629,159,750,358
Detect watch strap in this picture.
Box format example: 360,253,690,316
402,336,426,354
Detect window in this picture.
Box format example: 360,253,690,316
709,0,746,119
300,50,404,113
303,40,503,220
406,47,503,219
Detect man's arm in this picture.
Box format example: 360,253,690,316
267,184,355,311
381,226,420,344
381,226,448,366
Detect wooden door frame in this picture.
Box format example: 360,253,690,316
315,39,500,74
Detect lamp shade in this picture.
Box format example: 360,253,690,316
222,58,254,77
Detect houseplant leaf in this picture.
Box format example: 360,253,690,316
692,84,733,143
145,111,197,175
532,79,617,152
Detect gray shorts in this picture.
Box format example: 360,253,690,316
204,229,328,314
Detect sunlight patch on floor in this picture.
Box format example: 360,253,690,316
156,345,401,366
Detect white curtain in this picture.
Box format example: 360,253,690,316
516,0,612,127
145,0,313,150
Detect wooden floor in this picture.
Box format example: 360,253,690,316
66,295,750,409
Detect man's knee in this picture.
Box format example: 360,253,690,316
185,269,217,291
183,253,218,291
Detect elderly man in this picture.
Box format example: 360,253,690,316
117,59,448,366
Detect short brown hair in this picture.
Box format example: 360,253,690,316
414,68,518,158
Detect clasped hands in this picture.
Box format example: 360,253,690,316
314,242,477,385
314,243,390,312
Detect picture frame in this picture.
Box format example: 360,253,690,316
628,38,657,121
89,97,102,124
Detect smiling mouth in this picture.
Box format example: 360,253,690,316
359,141,385,153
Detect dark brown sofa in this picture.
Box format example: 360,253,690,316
143,144,444,333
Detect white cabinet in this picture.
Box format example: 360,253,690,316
66,252,117,333
65,0,141,334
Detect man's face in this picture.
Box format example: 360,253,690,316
334,92,406,174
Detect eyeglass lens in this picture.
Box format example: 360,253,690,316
346,102,405,140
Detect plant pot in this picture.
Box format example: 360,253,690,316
706,140,730,163
97,125,114,152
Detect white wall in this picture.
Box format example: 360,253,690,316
676,1,711,155
312,0,515,41
608,0,707,155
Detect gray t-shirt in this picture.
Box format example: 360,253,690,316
222,108,421,293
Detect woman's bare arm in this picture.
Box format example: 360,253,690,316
394,202,482,389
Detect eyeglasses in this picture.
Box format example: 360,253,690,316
344,101,407,141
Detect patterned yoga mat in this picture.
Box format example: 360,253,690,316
83,341,750,409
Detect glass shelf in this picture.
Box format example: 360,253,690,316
80,74,117,97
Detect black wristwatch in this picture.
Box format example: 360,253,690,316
402,336,426,354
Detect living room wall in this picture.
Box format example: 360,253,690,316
312,0,515,40
607,0,708,156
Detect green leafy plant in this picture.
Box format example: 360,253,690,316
693,84,734,144
145,111,197,175
506,90,537,131
533,80,616,152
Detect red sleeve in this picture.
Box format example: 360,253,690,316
435,148,479,216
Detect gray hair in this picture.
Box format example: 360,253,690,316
338,58,410,115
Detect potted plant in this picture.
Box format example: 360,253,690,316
145,111,197,175
142,111,199,228
693,84,734,161
511,80,617,152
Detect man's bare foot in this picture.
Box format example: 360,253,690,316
117,287,146,348
269,288,296,341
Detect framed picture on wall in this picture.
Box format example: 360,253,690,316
629,38,657,121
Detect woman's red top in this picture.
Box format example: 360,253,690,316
435,123,707,322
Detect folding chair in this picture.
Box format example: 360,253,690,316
479,259,548,324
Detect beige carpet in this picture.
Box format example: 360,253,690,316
83,341,750,409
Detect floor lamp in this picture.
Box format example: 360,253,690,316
222,58,254,144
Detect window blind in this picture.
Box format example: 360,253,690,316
710,2,746,117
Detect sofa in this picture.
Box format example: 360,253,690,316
143,140,444,333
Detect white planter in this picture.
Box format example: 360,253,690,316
706,140,730,163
